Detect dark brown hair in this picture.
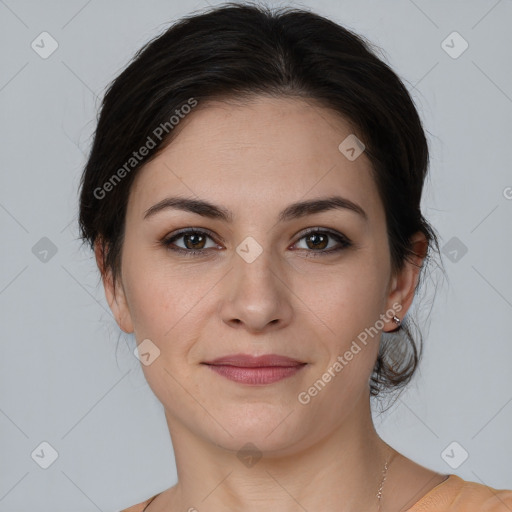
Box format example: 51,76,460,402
78,2,441,398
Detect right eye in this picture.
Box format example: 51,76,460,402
161,229,221,256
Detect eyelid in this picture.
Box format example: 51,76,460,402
293,226,350,242
165,226,217,239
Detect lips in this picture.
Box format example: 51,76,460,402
204,354,305,367
202,354,307,385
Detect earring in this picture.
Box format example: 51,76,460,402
388,315,401,333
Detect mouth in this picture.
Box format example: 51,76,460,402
202,354,307,385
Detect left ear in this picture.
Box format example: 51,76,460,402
383,231,429,332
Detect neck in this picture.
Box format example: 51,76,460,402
163,394,394,512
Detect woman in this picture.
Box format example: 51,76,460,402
78,3,512,511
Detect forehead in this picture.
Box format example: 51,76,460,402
127,96,383,223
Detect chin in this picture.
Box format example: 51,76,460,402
205,403,310,454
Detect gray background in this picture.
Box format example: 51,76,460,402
1,0,511,510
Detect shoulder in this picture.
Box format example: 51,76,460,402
119,494,159,512
453,477,512,511
409,475,512,511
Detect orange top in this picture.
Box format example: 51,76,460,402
407,474,512,511
120,475,512,511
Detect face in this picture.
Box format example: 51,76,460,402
100,96,420,455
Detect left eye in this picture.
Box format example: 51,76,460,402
292,228,351,255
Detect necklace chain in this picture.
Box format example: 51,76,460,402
376,449,393,511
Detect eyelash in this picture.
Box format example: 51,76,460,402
161,227,352,258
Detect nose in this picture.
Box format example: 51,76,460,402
218,245,294,334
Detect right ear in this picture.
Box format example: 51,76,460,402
94,240,134,334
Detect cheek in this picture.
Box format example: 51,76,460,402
121,249,220,365
299,256,389,392
299,275,385,414
121,243,187,332
302,260,388,340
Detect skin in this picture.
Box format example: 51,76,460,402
97,96,446,511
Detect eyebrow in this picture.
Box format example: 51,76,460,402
143,195,368,223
